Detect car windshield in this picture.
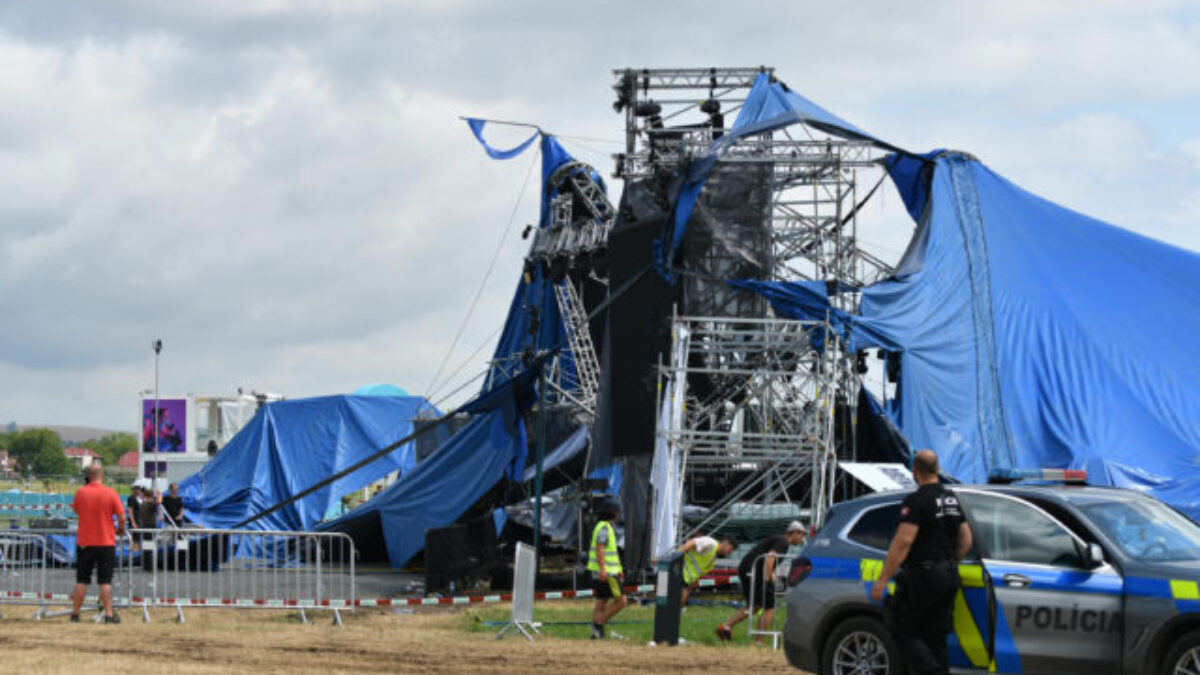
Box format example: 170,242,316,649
1079,498,1200,562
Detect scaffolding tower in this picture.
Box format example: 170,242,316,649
657,315,843,538
616,67,893,540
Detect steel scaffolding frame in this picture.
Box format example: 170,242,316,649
622,67,889,538
489,152,614,415
658,315,843,538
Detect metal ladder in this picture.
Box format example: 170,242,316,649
553,279,601,408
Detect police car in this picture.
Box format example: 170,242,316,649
783,470,1200,674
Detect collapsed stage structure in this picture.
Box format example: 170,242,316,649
180,65,1200,584
455,68,914,574
600,68,897,569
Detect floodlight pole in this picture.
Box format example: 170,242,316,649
153,339,162,486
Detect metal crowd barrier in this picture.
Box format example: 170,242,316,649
746,551,792,650
0,532,48,617
125,528,357,625
0,527,356,625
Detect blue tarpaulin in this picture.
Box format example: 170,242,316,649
178,395,438,531
739,148,1200,516
522,425,589,483
464,119,540,160
660,72,889,280
320,406,527,567
869,152,1200,513
320,366,538,568
486,134,592,391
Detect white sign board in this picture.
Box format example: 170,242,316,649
840,462,916,492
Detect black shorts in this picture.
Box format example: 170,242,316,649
77,546,116,585
590,573,621,600
739,570,776,610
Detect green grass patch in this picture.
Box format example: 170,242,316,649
464,593,787,647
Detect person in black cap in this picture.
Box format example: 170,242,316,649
870,449,973,675
716,520,806,644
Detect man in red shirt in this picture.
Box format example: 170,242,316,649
71,464,126,623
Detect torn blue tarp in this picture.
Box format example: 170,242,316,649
464,119,540,160
178,395,438,531
486,135,595,392
316,359,544,567
739,150,1200,516
660,73,892,281
867,152,1200,514
727,278,900,352
590,463,622,498
523,425,589,483
319,372,533,568
486,266,571,390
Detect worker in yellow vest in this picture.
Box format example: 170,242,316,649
587,499,627,639
678,535,737,604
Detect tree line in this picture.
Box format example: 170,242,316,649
0,428,137,478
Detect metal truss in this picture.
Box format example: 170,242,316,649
612,67,769,178
657,316,846,538
619,67,890,549
611,67,894,291
552,279,601,415
527,161,616,268
490,156,614,419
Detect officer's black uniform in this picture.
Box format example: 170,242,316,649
885,482,964,675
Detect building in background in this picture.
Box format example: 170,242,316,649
63,446,100,470
137,391,278,486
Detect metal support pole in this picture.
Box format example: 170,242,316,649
532,366,547,550
153,339,162,485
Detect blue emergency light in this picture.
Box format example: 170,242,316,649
987,467,1088,485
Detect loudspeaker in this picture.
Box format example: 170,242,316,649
424,514,499,594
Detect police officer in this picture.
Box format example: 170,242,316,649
870,450,973,675
587,499,627,639
678,534,737,604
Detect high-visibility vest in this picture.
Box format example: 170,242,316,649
587,520,622,575
682,540,718,585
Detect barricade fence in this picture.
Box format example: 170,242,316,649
125,528,356,624
0,527,356,625
0,532,48,614
746,551,792,650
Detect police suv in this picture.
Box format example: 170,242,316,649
783,471,1200,674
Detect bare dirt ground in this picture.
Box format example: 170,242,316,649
0,605,803,674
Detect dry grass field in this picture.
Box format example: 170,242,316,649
0,603,803,674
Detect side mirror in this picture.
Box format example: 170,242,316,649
1084,542,1105,569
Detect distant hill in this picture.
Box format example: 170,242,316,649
14,425,132,444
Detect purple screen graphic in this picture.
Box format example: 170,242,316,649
142,398,187,453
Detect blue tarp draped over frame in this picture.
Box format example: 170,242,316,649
320,365,538,568
178,395,438,531
726,279,902,352
487,134,589,391
660,72,888,280
738,146,1200,516
320,407,528,568
314,129,610,568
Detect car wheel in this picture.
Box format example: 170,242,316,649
1165,630,1200,675
821,616,900,675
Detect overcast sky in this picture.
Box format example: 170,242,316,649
3,0,1199,431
